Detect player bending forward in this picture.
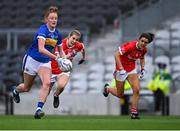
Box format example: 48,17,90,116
51,30,86,108
103,32,155,119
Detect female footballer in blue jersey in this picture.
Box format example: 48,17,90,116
12,6,66,119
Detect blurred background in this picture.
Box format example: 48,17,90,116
0,0,180,116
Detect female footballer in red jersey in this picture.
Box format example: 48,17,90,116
103,32,155,119
51,30,86,108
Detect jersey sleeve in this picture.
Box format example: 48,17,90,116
118,42,134,55
57,32,62,46
77,42,84,52
37,25,46,40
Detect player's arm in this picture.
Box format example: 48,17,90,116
139,57,145,79
140,57,145,70
81,48,85,60
115,42,134,70
78,43,86,64
56,33,66,59
114,50,127,81
114,51,124,70
38,38,57,59
140,49,147,70
37,26,58,60
57,45,66,59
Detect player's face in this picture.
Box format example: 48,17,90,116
47,13,58,29
68,34,79,48
138,37,149,49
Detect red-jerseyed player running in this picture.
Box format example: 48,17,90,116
103,32,155,119
51,30,86,108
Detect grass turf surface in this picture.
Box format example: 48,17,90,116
0,115,180,130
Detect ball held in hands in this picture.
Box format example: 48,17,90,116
56,57,73,72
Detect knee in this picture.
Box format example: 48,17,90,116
21,84,31,92
23,87,31,92
117,93,124,98
42,81,51,90
133,87,140,95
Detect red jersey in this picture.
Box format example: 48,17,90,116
51,38,84,74
116,41,147,72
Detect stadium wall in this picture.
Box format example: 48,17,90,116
121,0,180,42
170,90,180,115
13,89,120,115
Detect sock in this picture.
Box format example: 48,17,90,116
13,89,18,95
54,93,58,97
131,107,138,114
36,102,44,111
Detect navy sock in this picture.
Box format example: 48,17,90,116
36,102,44,111
13,89,18,94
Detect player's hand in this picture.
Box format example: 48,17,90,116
66,50,77,59
139,69,145,79
70,50,77,57
55,57,65,68
78,59,85,65
117,69,127,75
116,69,127,82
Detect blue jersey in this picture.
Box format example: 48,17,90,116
26,24,62,63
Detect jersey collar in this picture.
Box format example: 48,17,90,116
46,24,55,33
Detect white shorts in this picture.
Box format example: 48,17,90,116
51,72,70,83
114,68,137,82
22,55,51,76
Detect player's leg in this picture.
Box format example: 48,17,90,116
12,55,36,103
127,73,140,119
53,73,70,108
49,74,57,95
34,65,51,119
12,73,36,103
103,70,126,98
103,80,125,98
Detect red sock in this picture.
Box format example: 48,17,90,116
131,107,138,114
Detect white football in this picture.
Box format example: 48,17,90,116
60,59,73,72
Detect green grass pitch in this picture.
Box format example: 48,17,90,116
0,115,180,130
